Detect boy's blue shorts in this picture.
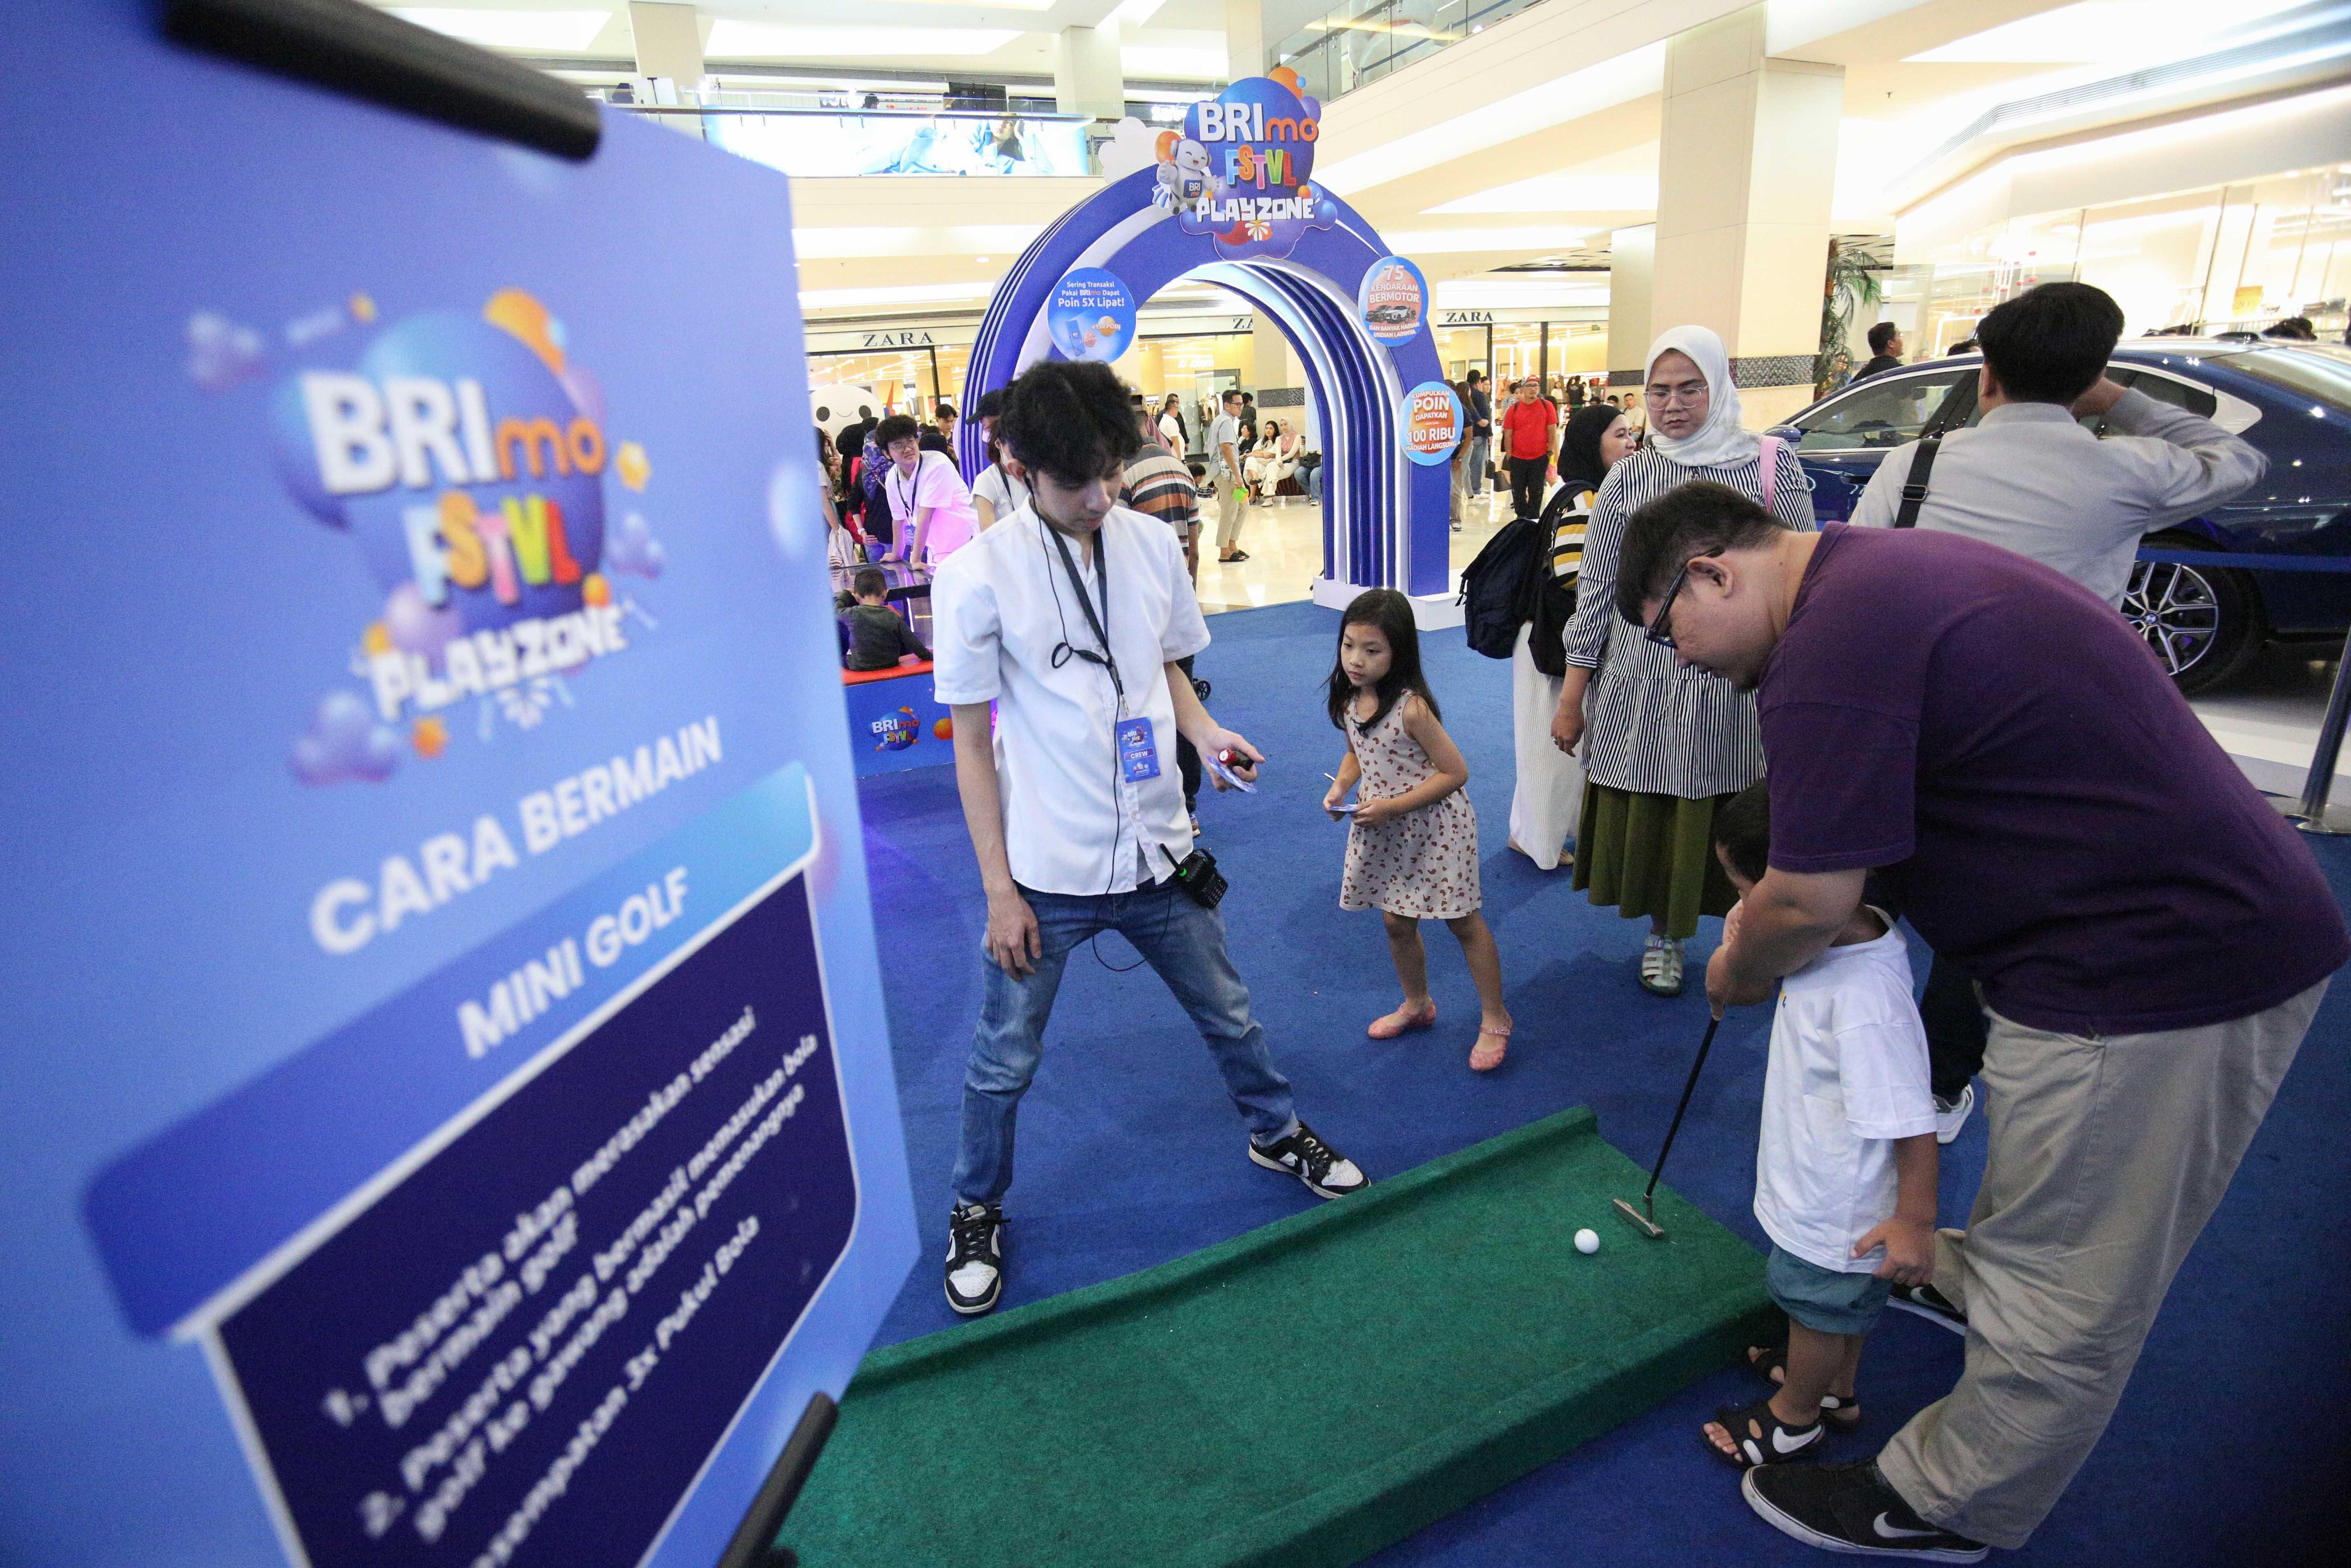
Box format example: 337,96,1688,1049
1767,1245,1893,1336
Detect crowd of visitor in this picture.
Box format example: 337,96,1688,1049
829,279,2340,1562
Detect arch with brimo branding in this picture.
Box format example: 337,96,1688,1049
958,156,1458,624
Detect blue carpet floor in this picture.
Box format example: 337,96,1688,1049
851,598,2348,1565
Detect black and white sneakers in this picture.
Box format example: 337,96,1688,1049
943,1202,1005,1316
1743,1460,1988,1561
1888,1280,1968,1336
1933,1083,1975,1144
1248,1122,1369,1199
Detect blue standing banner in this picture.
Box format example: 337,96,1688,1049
0,4,918,1565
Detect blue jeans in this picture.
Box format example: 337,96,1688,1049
951,878,1299,1207
1465,436,1490,494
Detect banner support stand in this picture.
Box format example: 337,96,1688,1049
2295,622,2351,834
715,1393,839,1568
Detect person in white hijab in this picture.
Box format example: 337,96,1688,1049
1641,324,1758,468
1545,325,1816,997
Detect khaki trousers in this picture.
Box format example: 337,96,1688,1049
1214,476,1246,550
1878,980,2326,1547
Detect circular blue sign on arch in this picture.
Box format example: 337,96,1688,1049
1046,267,1137,362
1358,255,1427,344
1402,380,1464,466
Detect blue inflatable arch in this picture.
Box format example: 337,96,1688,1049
959,166,1458,620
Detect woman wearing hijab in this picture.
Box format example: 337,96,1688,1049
1245,417,1300,501
1551,326,1814,995
1509,403,1635,870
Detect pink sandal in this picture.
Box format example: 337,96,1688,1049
1470,1022,1511,1072
1368,1000,1437,1039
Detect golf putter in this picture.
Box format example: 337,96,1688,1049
1613,1014,1722,1240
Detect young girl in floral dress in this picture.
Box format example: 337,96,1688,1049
1321,589,1513,1071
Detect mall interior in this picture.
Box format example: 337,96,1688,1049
10,2,2351,1567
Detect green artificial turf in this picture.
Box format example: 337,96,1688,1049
783,1108,1773,1566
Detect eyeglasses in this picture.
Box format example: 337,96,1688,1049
1645,549,1722,648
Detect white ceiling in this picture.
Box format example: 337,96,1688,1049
368,0,2351,318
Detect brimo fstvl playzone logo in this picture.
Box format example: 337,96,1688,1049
206,288,672,784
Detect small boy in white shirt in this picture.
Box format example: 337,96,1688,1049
1700,780,1940,1471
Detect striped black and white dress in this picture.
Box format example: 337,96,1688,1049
1560,442,1816,799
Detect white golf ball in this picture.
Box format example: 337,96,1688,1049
1574,1228,1600,1255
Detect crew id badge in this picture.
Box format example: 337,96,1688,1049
1116,717,1162,782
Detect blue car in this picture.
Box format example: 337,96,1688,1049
1771,339,2351,692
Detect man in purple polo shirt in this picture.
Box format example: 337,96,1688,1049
1611,482,2346,1561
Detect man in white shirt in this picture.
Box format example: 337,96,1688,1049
1850,283,2264,609
1209,387,1249,564
1848,281,2269,1165
929,361,1368,1317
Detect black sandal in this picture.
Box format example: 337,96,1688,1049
1746,1344,1861,1432
1703,1395,1826,1469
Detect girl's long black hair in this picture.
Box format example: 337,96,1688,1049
1326,588,1441,735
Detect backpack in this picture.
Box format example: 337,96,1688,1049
1522,485,1587,677
1456,514,1549,659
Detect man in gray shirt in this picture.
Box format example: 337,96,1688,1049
1851,282,2264,608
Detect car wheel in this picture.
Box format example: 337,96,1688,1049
2123,533,2264,694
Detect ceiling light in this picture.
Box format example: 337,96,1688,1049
389,8,611,52
705,22,1019,60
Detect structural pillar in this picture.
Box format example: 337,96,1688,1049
1226,0,1266,83
1607,224,1655,389
1252,317,1299,425
1054,24,1125,119
628,2,705,136
1651,3,1842,429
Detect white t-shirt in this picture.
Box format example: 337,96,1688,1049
885,450,979,559
930,505,1210,895
1752,913,1936,1274
970,463,1030,525
1158,412,1184,450
1209,412,1242,478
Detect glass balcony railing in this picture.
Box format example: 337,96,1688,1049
594,94,1097,178
1274,0,1548,103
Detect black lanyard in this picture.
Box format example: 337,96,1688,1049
1046,521,1123,708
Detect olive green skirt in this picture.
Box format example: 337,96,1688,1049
1570,782,1740,941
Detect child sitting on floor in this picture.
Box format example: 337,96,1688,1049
1700,779,1939,1470
841,566,931,672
